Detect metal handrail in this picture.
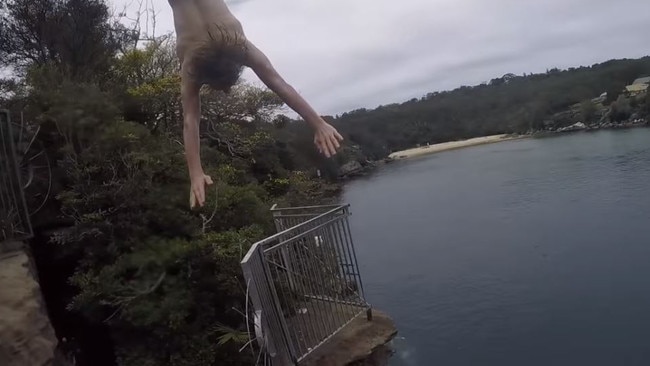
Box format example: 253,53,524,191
0,109,32,246
242,204,371,365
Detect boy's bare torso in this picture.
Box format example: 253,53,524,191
168,0,245,63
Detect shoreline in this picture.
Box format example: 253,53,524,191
339,122,649,180
386,134,528,160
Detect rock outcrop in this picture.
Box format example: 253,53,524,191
0,245,57,366
301,309,398,366
339,161,364,178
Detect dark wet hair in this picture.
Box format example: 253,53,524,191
188,26,248,93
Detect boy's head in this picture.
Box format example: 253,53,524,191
187,27,248,93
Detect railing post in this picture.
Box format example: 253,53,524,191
271,205,297,293
259,245,298,362
241,253,273,355
242,244,296,365
0,109,33,244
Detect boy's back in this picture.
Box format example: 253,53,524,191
168,0,244,61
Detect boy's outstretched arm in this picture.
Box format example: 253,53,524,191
243,41,343,157
181,67,213,208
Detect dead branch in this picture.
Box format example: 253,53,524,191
103,271,167,323
200,184,219,234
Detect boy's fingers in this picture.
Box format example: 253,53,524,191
327,141,335,157
205,175,214,185
318,141,329,157
194,188,201,207
335,131,343,141
317,141,323,152
326,139,336,156
332,136,340,149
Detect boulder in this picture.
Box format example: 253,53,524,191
339,161,363,177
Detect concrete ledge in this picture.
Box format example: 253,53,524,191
0,248,57,366
301,309,398,366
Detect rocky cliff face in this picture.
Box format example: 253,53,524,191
0,246,57,366
301,310,398,366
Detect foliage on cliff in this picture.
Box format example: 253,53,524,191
0,0,339,365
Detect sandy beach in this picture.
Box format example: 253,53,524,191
387,134,526,160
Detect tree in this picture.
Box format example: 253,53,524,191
610,95,632,122
52,120,267,364
580,100,597,123
272,114,290,129
112,37,181,131
201,83,284,124
604,85,623,105
0,0,136,80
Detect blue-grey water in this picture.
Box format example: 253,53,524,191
342,128,650,366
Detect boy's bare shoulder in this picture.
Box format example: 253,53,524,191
170,0,246,56
169,0,242,28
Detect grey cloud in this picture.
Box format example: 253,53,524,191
111,0,650,116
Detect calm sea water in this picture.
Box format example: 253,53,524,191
342,128,650,366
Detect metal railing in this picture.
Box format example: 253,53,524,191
0,110,32,248
242,204,371,365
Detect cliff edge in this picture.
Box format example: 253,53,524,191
0,246,57,366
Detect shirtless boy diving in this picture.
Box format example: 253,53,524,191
168,0,344,208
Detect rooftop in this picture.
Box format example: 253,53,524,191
632,76,650,85
626,84,648,93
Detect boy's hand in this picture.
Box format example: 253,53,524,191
314,122,344,158
190,172,214,209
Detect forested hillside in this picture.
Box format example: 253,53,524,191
319,58,650,159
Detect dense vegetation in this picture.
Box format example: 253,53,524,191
322,59,650,159
1,0,649,365
0,0,341,365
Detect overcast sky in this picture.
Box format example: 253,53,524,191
109,0,650,115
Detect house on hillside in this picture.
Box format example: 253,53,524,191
623,76,650,96
625,83,649,96
632,76,650,85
